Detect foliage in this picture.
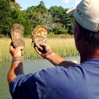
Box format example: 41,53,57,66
0,0,74,36
49,6,65,23
37,1,48,14
49,7,73,34
41,12,55,31
10,1,22,10
26,1,48,29
0,0,13,36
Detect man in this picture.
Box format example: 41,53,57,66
7,0,99,99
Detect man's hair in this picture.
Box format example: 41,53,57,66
77,22,99,46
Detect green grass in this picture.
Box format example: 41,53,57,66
47,38,79,57
0,38,11,62
47,33,74,38
0,38,79,62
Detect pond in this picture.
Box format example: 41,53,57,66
0,56,80,99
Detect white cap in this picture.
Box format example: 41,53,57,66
66,0,99,32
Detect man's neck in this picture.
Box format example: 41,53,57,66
80,48,99,63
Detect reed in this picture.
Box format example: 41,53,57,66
0,38,11,62
0,38,79,62
47,38,79,57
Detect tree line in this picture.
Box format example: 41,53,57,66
0,0,73,36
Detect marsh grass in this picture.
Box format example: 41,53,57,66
0,38,11,62
47,38,78,57
0,38,79,62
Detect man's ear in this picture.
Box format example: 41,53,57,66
74,23,83,41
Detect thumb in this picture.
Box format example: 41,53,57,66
40,43,46,47
9,45,14,52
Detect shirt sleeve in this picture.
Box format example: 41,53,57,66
9,73,39,99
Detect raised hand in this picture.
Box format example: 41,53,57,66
34,43,54,59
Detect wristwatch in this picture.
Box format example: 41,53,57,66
12,58,22,62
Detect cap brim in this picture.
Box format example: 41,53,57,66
66,8,75,15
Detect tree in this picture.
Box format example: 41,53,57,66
26,6,35,13
41,12,55,31
20,11,32,36
0,0,74,36
10,1,22,10
0,0,13,36
49,6,67,24
37,1,48,14
11,0,15,2
49,6,73,34
26,1,48,29
64,9,74,34
26,1,48,14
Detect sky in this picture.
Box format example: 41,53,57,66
16,0,81,10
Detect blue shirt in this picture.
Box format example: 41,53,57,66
10,59,99,99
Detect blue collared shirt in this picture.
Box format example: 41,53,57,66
10,59,99,99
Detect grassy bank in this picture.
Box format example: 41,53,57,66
0,38,79,62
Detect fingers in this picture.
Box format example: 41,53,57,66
9,43,24,53
9,44,14,52
34,47,42,55
10,45,14,50
10,45,24,50
40,43,47,47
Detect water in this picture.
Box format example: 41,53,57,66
0,62,12,99
0,56,80,99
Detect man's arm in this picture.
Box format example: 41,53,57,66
7,45,24,83
34,43,77,67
